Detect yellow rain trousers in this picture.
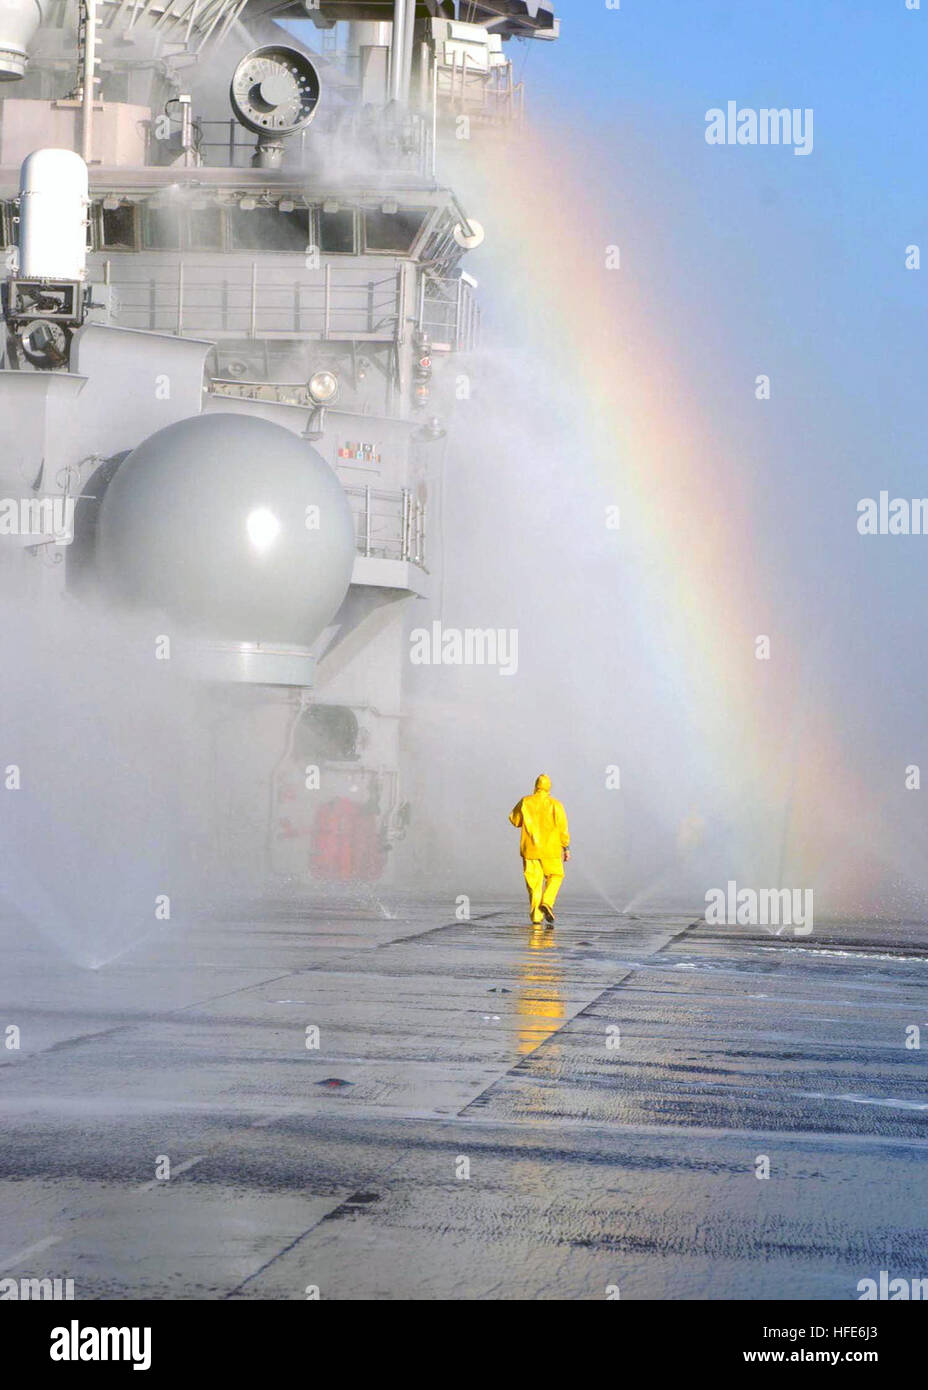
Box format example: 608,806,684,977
509,776,570,923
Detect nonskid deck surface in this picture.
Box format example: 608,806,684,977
0,898,925,1299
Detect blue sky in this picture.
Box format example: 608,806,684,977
500,0,928,632
464,1,928,860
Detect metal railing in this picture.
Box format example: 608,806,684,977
194,107,434,177
97,258,404,340
436,57,525,127
343,485,425,568
419,274,479,353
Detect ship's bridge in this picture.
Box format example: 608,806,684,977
72,174,476,351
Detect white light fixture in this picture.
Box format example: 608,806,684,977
239,195,257,211
279,197,294,213
322,198,339,214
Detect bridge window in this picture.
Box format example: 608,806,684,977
228,206,310,252
101,202,137,251
363,208,427,254
143,205,182,250
318,207,356,254
187,205,224,251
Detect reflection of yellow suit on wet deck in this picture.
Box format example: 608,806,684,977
509,774,570,925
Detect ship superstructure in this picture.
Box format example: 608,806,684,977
0,1,557,890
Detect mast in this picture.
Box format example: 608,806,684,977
80,1,98,165
389,0,410,105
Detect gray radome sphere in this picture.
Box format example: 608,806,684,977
96,414,356,644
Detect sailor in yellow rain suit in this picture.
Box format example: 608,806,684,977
509,774,570,926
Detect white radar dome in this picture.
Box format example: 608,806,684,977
96,414,356,645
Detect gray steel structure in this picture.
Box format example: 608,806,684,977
0,0,556,885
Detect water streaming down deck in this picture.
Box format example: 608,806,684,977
0,897,924,1299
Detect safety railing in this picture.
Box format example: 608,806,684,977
436,58,525,127
97,259,404,340
343,485,425,568
194,108,434,177
418,274,480,353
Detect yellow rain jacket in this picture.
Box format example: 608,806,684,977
509,775,570,875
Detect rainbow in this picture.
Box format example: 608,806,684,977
469,123,919,917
